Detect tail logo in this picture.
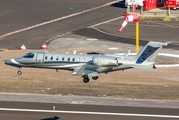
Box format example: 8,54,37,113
142,54,147,60
136,46,158,64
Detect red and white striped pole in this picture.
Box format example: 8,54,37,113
118,14,139,32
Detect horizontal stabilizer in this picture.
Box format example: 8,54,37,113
132,65,154,70
148,41,173,47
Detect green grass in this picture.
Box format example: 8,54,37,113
163,15,170,21
153,13,158,19
139,15,145,20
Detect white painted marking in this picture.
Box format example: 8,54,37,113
91,26,120,37
86,38,98,41
45,32,71,43
108,47,119,50
72,101,83,104
0,0,121,38
88,16,124,28
0,108,179,118
114,53,179,67
116,53,136,55
159,53,179,58
156,64,179,67
116,53,179,58
91,26,145,41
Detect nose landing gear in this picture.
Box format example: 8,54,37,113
17,68,22,75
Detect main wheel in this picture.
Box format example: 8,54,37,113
17,71,22,75
83,77,89,83
92,76,98,80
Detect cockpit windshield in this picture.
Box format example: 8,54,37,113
23,53,34,58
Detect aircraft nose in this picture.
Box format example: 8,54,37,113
4,60,12,65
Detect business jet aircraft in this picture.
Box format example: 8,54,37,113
5,41,170,83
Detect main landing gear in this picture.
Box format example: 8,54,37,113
92,76,98,80
17,68,22,75
82,76,99,83
83,75,89,83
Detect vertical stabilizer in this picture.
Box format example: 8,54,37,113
135,41,170,64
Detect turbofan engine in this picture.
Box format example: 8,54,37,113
92,57,118,67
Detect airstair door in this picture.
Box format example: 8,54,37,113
36,52,44,63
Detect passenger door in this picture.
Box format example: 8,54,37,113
36,52,44,63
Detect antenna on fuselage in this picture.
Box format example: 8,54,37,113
73,50,76,54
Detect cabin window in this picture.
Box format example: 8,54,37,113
51,56,53,60
68,57,70,61
82,58,85,62
72,58,75,62
56,56,59,60
62,57,64,61
45,56,47,60
77,58,80,62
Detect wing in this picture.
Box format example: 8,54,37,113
72,65,99,77
72,66,85,75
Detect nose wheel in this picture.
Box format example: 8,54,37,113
17,68,22,75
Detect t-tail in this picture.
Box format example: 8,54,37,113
132,41,173,70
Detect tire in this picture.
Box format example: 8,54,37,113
83,77,89,83
17,71,22,75
92,76,98,80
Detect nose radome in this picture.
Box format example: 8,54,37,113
5,60,12,65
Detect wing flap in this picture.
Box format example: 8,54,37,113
87,72,99,77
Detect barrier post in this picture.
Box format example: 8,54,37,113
53,106,55,110
136,22,139,53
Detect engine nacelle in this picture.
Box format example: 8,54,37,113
92,57,118,67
